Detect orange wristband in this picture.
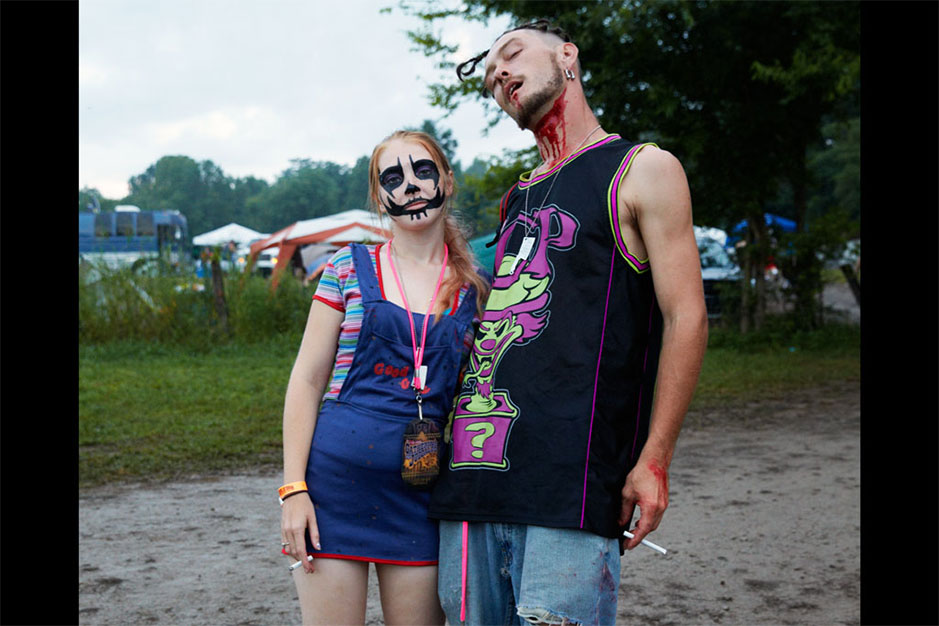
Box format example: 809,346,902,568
278,481,308,499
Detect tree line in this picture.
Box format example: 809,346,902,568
81,1,861,331
79,120,498,240
397,0,860,331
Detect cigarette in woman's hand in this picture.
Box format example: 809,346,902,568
288,555,314,571
623,530,668,555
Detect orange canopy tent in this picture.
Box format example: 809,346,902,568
248,210,391,285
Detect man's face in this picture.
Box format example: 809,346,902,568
377,139,447,222
483,30,565,130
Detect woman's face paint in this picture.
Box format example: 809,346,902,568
377,143,446,221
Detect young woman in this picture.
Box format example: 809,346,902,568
279,130,490,625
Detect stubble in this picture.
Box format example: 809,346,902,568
514,62,566,130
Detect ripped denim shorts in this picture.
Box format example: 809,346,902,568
437,521,620,625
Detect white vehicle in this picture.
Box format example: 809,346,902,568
696,231,740,320
255,248,279,276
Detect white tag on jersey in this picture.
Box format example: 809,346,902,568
508,236,535,275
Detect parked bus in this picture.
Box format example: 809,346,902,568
79,206,191,269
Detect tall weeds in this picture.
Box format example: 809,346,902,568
79,261,314,347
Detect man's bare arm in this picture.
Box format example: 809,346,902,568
617,146,708,549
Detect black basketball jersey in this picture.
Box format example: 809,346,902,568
428,135,664,539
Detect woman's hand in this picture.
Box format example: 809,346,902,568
281,493,319,574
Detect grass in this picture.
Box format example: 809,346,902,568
79,336,300,487
693,346,859,409
78,324,860,488
692,320,860,407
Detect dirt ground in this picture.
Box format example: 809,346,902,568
78,376,859,626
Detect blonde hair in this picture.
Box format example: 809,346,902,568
368,130,490,321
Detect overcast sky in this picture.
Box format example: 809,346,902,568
78,0,532,200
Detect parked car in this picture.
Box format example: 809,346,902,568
255,249,278,277
697,235,740,320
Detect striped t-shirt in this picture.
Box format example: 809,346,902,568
313,244,480,401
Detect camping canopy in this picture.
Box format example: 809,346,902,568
731,213,797,234
727,213,797,247
193,223,269,247
249,209,391,279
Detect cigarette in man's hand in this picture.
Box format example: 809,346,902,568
288,555,314,571
623,530,668,555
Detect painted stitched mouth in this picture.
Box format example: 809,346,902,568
384,187,445,218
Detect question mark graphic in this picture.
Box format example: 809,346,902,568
464,422,496,459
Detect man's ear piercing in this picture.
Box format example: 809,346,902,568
565,68,576,80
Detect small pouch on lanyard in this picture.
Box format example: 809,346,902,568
401,394,441,489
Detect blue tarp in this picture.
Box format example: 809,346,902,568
727,213,797,248
731,213,797,235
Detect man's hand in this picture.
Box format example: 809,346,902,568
619,459,670,550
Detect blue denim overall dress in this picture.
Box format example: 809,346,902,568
304,243,476,563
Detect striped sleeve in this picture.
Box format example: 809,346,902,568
313,247,353,311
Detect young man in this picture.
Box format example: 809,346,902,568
428,20,709,625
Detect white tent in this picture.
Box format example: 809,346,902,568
193,223,269,247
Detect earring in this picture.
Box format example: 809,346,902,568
565,68,575,80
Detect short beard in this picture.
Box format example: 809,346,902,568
515,62,565,130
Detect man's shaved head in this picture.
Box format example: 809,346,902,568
456,19,580,97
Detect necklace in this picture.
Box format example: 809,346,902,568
509,123,603,274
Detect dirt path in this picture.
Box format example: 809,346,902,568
79,380,859,625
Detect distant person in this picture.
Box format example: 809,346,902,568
279,130,491,624
427,19,708,624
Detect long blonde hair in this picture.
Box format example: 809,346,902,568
368,130,490,320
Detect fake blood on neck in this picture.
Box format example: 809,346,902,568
532,87,570,169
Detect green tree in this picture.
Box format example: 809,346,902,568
342,156,371,211
251,159,345,232
128,155,200,207
406,119,460,168
395,0,860,331
125,156,273,237
231,176,271,231
126,155,215,235
808,117,860,225
457,148,539,235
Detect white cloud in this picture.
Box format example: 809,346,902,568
147,109,245,144
77,0,533,201
78,61,111,86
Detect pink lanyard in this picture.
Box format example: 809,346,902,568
385,240,449,391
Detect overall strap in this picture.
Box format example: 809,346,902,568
349,242,382,302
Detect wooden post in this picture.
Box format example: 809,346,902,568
839,263,861,305
210,253,230,336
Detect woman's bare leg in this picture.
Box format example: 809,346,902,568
374,562,445,626
292,557,369,625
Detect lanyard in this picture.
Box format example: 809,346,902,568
385,240,449,394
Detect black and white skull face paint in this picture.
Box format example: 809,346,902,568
378,143,447,221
